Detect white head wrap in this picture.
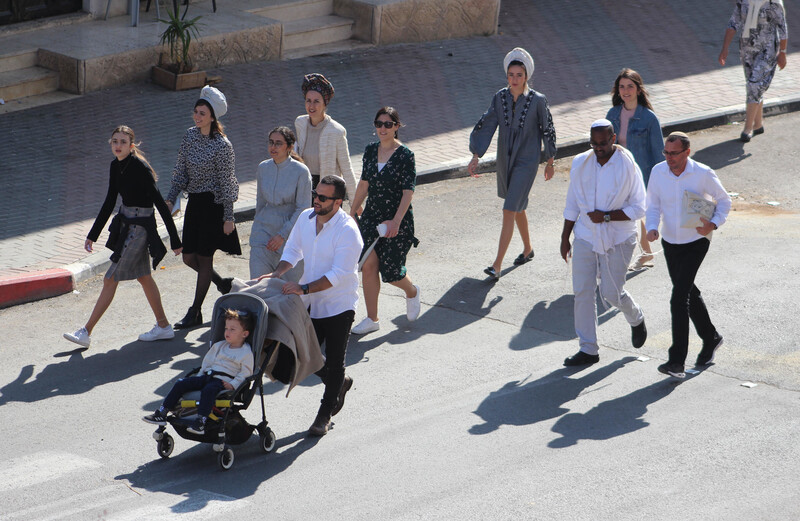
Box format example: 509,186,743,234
503,47,534,78
199,86,227,119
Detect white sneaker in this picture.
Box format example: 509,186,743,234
406,285,421,321
138,324,175,342
63,327,90,347
351,317,380,335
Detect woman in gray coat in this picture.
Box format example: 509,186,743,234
468,47,557,280
249,126,312,281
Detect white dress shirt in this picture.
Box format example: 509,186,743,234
646,158,731,244
281,207,363,319
564,147,646,253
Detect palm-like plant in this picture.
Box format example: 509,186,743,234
158,5,202,74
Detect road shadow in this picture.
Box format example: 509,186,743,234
0,332,202,406
509,292,622,351
547,375,690,448
117,430,321,510
690,139,751,170
469,357,636,435
347,276,500,363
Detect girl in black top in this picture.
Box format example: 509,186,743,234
63,126,182,348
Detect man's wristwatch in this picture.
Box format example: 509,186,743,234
603,212,611,223
301,284,310,295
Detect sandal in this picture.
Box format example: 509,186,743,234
483,266,500,281
629,255,654,271
513,250,535,266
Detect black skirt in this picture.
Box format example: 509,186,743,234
182,192,242,256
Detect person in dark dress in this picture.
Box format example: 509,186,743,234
349,107,420,335
469,47,557,280
166,86,241,330
63,125,182,348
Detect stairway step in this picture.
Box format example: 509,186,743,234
0,90,81,115
0,67,59,102
0,50,38,74
253,0,333,21
283,15,354,51
283,38,373,60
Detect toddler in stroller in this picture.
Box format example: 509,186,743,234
142,292,276,470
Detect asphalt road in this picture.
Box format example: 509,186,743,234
0,115,798,520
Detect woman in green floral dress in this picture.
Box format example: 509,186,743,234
349,107,420,335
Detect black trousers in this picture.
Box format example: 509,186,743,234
312,309,355,417
662,238,718,365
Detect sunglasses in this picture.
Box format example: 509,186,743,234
662,149,688,157
374,120,397,129
312,190,340,203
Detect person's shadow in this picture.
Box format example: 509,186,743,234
117,430,320,511
547,376,689,448
469,357,636,435
0,332,200,406
690,140,750,170
347,276,501,363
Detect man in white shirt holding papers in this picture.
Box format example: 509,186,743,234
646,132,731,379
560,119,648,367
261,175,364,435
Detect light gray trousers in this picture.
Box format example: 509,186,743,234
249,244,303,283
572,235,643,355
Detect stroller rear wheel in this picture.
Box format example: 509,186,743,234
218,447,235,470
259,427,277,453
157,434,174,459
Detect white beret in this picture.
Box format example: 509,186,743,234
503,47,534,77
200,86,227,119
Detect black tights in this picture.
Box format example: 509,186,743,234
182,252,224,309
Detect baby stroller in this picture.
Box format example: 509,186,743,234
150,292,278,470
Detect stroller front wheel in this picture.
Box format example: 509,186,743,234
218,447,235,470
157,434,174,459
259,428,277,453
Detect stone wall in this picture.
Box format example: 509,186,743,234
335,0,500,45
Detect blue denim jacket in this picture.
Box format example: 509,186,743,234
606,105,664,186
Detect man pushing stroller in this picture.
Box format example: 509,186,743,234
143,309,254,434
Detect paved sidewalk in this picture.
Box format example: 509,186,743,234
2,0,800,306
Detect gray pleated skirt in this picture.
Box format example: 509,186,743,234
105,205,153,281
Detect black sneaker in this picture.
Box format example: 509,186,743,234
143,410,167,425
563,351,600,367
696,335,723,366
658,362,686,379
186,418,205,435
631,319,647,348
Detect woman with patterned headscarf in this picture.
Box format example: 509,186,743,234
719,0,788,141
468,47,557,281
294,73,357,202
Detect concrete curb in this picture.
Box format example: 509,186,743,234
4,93,800,308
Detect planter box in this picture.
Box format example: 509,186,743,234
152,66,207,91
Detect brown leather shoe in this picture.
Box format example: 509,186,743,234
308,413,330,436
331,376,353,416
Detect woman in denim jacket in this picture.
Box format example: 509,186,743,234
606,68,664,270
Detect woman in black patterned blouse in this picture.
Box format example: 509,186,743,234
166,86,241,330
349,107,420,335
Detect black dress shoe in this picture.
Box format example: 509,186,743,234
740,131,752,142
753,126,765,136
216,277,233,295
331,375,353,416
308,413,330,436
174,306,202,330
631,319,647,348
483,266,499,281
563,351,600,367
513,250,535,265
